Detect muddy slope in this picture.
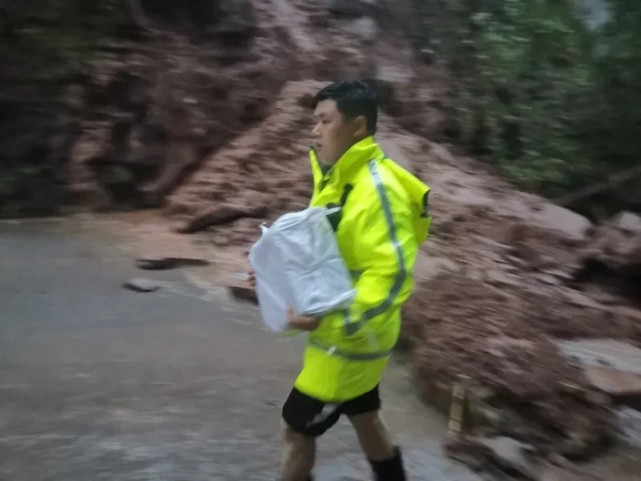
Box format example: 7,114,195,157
171,70,639,458
61,0,444,215
137,1,641,462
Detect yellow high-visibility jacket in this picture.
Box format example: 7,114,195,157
294,136,431,401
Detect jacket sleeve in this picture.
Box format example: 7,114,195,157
340,176,417,336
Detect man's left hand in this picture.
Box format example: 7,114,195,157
287,306,321,331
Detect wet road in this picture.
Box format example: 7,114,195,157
0,218,482,481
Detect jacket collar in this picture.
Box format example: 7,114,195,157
311,136,384,184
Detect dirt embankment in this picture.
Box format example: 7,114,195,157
38,0,442,219
66,0,294,212
161,64,640,462
395,132,641,461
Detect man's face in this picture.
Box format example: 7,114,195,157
312,99,359,165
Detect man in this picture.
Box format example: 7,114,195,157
251,80,431,481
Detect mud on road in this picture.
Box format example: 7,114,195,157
0,217,483,481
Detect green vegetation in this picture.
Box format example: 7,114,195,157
412,0,641,217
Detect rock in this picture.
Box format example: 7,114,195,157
583,365,641,404
170,257,210,267
617,407,641,449
228,283,257,304
495,259,519,273
476,436,540,480
613,306,641,321
556,339,641,374
211,234,231,247
589,290,618,305
556,339,641,405
534,205,592,245
328,0,368,18
584,390,611,408
561,289,603,309
309,11,330,27
213,0,257,45
574,216,641,297
485,269,522,288
559,381,589,399
419,48,437,65
176,203,268,234
505,254,529,270
468,402,503,431
540,462,601,481
123,278,161,293
545,268,574,281
614,211,641,235
136,253,210,270
473,235,511,256
466,267,485,282
347,17,378,43
226,273,257,304
139,0,256,42
436,212,466,235
511,242,545,269
535,273,561,286
443,435,487,470
137,257,176,270
559,430,602,460
503,222,531,244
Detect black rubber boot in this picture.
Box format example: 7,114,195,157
369,446,407,481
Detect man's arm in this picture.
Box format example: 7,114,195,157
341,178,416,336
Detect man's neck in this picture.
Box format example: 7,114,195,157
330,136,371,167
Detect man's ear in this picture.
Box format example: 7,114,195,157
352,115,369,138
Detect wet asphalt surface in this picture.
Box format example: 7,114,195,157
0,218,483,481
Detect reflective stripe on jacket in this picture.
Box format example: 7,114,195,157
294,136,431,401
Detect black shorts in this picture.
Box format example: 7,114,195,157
282,385,381,437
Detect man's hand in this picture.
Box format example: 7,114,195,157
248,271,319,331
287,306,321,331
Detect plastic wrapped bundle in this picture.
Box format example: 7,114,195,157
249,207,356,332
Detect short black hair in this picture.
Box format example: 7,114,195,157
313,80,378,135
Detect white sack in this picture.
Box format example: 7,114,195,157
249,206,356,332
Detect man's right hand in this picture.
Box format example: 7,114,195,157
247,269,256,289
287,306,320,331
